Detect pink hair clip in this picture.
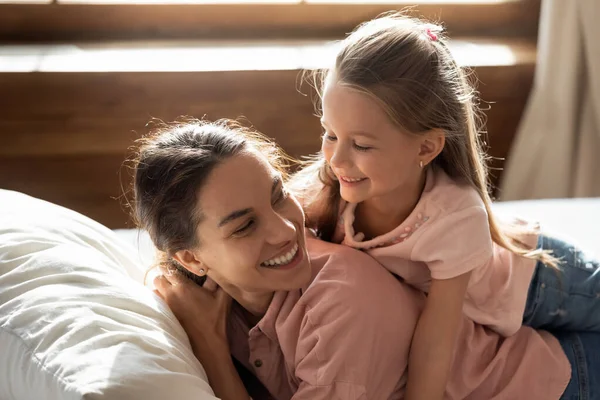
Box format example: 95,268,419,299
425,27,438,41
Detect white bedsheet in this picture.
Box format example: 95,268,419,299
493,198,600,258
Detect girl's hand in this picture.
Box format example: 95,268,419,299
153,265,232,355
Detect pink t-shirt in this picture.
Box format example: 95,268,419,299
229,237,421,399
333,167,539,337
228,238,570,400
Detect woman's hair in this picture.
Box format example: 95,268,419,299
288,12,558,266
130,118,292,284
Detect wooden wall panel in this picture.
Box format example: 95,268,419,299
0,1,541,42
0,155,131,228
0,63,533,228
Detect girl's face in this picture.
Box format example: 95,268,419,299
321,77,425,205
185,150,312,297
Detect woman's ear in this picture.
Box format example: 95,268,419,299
173,250,207,276
418,129,445,166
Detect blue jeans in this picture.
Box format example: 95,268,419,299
523,236,600,330
523,236,600,398
554,331,600,399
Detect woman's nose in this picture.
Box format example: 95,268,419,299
266,211,296,247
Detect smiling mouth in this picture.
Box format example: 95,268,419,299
339,176,366,184
260,243,299,268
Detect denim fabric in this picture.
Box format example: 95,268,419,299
523,236,600,331
555,331,600,399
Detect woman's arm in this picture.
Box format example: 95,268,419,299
190,338,250,400
154,270,250,400
404,272,471,400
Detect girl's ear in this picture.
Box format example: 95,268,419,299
418,129,445,166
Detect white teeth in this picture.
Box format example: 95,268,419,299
261,243,299,267
343,177,364,183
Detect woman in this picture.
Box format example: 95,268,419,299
132,119,598,400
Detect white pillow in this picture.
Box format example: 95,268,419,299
0,189,217,400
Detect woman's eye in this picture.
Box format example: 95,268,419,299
233,219,255,236
274,187,289,205
322,133,337,142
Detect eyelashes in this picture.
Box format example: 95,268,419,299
322,133,372,152
232,187,289,237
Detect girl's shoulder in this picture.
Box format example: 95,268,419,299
421,167,484,218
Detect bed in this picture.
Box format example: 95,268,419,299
1,189,599,400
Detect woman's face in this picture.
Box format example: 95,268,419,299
188,150,312,296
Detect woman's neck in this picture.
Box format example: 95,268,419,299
354,172,426,239
230,289,274,327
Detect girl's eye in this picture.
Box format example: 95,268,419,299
233,219,255,236
353,143,372,152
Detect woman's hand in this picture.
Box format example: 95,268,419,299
153,265,232,356
154,267,251,400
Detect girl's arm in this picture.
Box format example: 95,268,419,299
404,271,471,400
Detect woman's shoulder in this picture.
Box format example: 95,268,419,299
272,239,423,398
302,238,424,324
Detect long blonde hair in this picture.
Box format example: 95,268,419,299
288,13,558,267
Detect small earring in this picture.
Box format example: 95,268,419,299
199,268,205,275
419,160,424,168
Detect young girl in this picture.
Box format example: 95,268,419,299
289,13,600,400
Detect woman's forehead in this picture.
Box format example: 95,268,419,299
197,151,279,218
